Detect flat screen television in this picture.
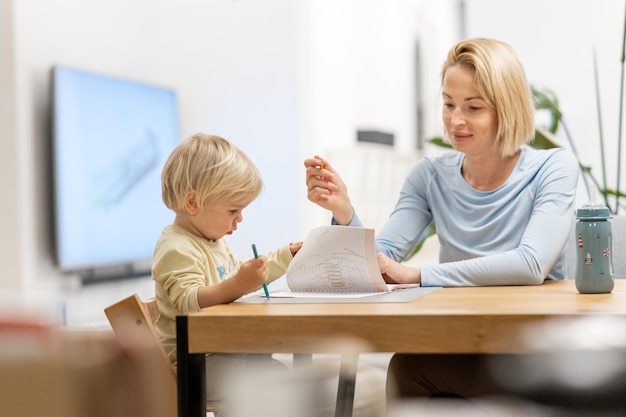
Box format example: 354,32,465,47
51,66,179,282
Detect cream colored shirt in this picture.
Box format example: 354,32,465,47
152,224,294,364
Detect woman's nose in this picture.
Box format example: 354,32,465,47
450,108,465,125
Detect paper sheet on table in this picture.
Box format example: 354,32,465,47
284,225,415,293
269,284,420,298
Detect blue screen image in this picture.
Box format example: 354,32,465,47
52,66,179,275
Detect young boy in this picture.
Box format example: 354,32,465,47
152,132,302,402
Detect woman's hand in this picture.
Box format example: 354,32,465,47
304,155,354,225
377,253,421,285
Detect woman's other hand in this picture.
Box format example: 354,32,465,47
377,253,421,285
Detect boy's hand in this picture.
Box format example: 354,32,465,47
197,257,269,308
289,241,303,256
236,256,270,291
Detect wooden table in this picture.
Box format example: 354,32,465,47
176,279,626,417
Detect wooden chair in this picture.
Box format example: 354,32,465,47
104,294,224,415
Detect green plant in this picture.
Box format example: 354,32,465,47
531,85,626,213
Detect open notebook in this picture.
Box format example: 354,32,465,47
271,225,418,297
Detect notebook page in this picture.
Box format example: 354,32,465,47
285,226,388,292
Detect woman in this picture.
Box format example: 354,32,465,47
304,38,579,399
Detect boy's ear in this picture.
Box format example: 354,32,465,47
183,191,199,215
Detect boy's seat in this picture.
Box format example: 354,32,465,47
104,294,224,415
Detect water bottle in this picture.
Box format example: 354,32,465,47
575,186,614,294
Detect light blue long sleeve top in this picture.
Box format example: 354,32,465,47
343,146,579,287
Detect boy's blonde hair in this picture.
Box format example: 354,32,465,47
441,38,535,158
161,133,263,212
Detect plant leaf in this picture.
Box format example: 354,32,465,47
533,127,562,149
532,85,562,134
428,137,453,149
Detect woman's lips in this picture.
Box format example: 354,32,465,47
451,132,471,142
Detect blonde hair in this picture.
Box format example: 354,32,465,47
441,38,535,157
161,133,262,212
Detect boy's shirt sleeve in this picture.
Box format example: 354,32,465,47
266,244,296,283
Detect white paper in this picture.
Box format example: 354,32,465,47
269,284,420,298
268,291,381,299
285,225,389,292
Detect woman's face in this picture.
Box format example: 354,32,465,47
442,65,498,158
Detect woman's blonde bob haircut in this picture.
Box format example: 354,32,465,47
441,38,535,157
161,133,263,213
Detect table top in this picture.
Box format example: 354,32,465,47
186,279,626,355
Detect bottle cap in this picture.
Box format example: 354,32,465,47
577,206,611,219
577,184,611,219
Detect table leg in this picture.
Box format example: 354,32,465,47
335,353,358,417
176,315,206,417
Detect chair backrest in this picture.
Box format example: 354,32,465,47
104,294,223,414
143,297,161,324
104,294,176,381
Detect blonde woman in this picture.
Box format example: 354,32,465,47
305,38,579,399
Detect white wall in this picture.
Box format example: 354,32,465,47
304,0,461,155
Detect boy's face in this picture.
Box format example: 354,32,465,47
189,198,249,242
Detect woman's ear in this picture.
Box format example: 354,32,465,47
183,191,199,215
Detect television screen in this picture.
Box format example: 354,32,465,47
51,66,179,281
